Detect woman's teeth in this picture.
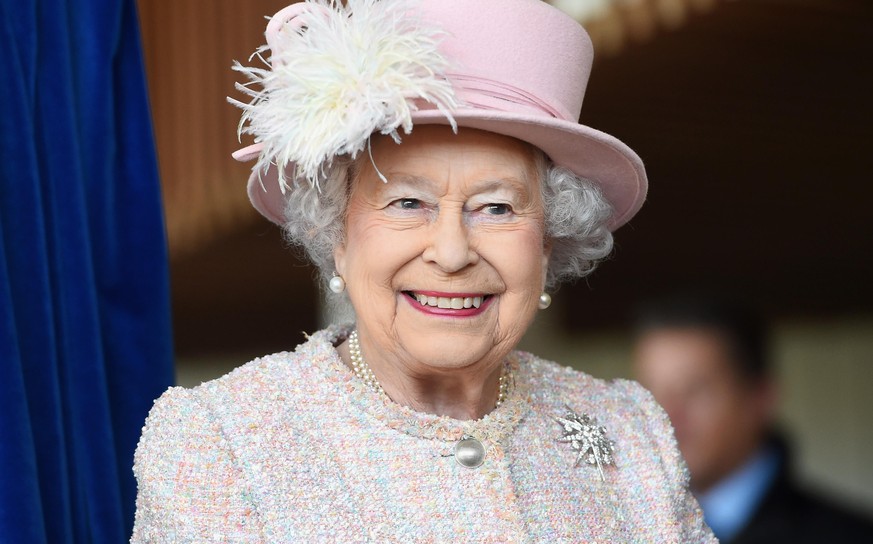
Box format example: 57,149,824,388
413,293,483,309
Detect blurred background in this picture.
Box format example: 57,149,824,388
137,0,872,514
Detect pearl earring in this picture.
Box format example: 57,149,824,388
329,274,346,294
538,292,552,310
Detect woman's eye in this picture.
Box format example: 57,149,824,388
391,198,422,210
483,203,512,215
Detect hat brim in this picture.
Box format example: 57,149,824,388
235,108,647,231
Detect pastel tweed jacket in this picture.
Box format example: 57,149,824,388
131,327,716,543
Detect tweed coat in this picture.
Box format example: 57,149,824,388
131,327,716,543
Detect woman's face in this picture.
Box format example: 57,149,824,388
334,125,550,374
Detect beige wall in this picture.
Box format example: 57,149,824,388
777,319,873,514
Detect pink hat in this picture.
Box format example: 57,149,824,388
232,0,647,231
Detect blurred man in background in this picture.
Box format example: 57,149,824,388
632,295,873,543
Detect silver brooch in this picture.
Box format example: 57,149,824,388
555,406,616,480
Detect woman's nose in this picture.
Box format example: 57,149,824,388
421,211,478,273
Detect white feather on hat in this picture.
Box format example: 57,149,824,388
230,0,459,193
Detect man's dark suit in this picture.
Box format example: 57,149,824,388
731,440,873,544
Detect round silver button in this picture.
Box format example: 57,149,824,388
454,436,486,468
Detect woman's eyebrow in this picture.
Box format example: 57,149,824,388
382,174,533,204
471,178,532,205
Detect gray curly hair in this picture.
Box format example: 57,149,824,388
281,148,614,297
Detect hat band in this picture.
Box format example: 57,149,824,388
438,73,572,121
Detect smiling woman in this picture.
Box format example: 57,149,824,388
335,128,549,419
130,0,717,541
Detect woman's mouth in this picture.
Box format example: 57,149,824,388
403,291,493,315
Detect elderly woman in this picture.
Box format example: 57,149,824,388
131,0,715,542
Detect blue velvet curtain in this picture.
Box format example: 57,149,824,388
0,0,173,541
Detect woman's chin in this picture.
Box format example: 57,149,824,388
405,341,495,372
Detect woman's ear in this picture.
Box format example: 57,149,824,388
541,239,553,283
334,244,347,276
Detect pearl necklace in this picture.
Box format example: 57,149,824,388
348,329,511,408
348,329,387,397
